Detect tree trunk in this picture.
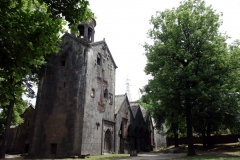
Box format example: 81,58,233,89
185,82,196,156
172,123,179,148
174,131,179,148
0,99,15,158
202,130,206,150
207,124,212,148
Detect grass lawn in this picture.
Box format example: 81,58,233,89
75,144,240,160
7,143,240,159
74,144,240,159
159,143,240,160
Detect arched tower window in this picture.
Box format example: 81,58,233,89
97,53,101,66
78,24,84,38
90,88,95,98
108,94,113,105
104,89,108,99
77,19,96,42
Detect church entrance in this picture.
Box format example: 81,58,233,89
104,129,111,153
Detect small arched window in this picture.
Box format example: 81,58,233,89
108,94,113,105
102,48,105,56
104,89,108,99
97,53,101,66
91,88,95,98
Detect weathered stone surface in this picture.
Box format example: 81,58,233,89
115,94,131,154
115,96,158,154
27,20,117,158
6,106,34,154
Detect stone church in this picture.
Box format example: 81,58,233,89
9,19,166,158
115,94,156,154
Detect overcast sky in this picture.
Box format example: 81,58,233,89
26,0,240,105
88,0,240,101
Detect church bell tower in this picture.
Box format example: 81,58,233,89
28,18,117,158
77,18,96,42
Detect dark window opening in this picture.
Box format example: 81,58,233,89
104,89,108,99
61,60,65,66
27,119,30,127
64,82,66,88
78,25,84,38
108,93,113,105
51,143,57,155
97,54,101,66
88,28,92,41
25,144,29,153
91,88,95,98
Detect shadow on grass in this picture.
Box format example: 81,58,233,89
158,143,240,159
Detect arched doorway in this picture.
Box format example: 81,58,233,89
104,129,111,153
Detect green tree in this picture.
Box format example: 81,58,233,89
0,98,28,134
191,40,240,148
142,0,240,156
140,78,186,148
0,0,93,157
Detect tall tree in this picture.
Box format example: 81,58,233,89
0,0,93,157
142,0,240,156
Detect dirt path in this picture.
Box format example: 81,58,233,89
119,152,187,160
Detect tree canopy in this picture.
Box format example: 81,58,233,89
0,0,93,157
141,0,240,156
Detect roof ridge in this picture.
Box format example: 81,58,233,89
115,94,126,97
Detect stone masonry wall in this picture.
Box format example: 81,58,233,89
115,99,131,154
81,43,116,155
28,34,87,158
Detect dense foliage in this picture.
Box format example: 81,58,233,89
0,98,28,134
141,0,240,155
0,0,93,157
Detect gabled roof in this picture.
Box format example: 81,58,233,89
130,102,149,122
130,102,142,119
141,109,149,122
115,94,126,114
91,39,117,69
115,93,130,114
21,105,35,116
61,33,118,69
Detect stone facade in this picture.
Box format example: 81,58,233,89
6,106,34,153
115,96,158,153
129,102,155,152
27,19,117,158
115,94,131,154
